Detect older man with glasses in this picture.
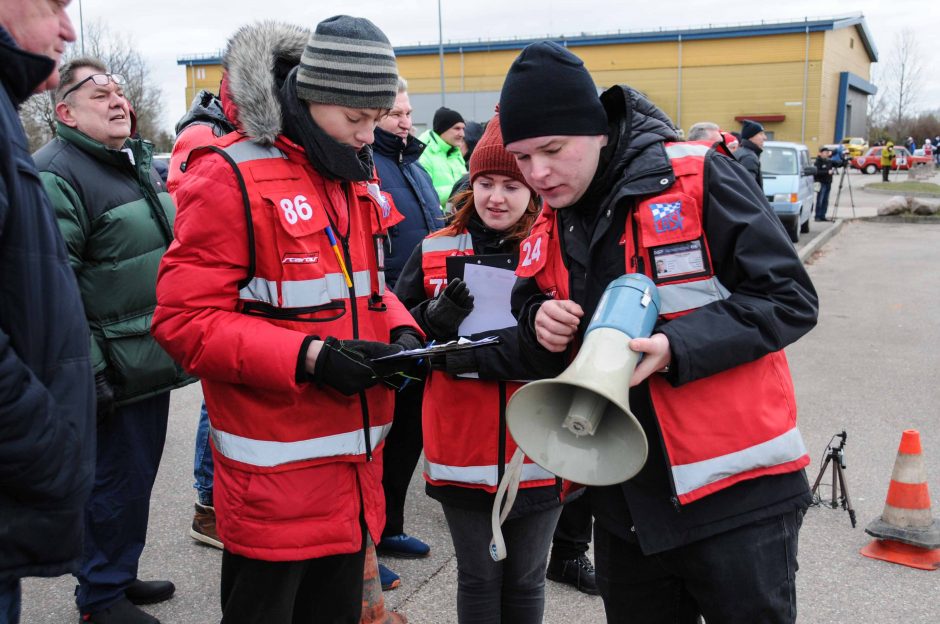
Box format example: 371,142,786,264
33,57,195,624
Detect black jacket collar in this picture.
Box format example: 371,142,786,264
373,127,427,165
0,26,55,107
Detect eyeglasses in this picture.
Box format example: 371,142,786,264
60,73,127,101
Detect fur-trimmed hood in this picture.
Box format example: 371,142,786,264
223,21,309,145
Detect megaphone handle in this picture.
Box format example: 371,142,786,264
489,447,526,562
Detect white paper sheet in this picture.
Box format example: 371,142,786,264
458,263,518,336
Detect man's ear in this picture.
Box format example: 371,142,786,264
55,100,79,128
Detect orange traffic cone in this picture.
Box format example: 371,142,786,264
361,536,408,624
860,430,940,570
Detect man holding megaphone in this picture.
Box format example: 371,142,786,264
499,42,818,624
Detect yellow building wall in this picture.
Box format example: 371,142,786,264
181,64,224,110
183,28,869,146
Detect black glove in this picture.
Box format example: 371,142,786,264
428,348,478,376
95,372,116,423
423,278,474,340
313,337,401,396
372,328,427,385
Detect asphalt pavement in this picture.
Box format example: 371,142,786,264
20,171,940,623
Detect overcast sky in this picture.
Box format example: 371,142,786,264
65,0,939,136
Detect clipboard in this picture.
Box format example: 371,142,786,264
370,336,502,364
446,254,517,281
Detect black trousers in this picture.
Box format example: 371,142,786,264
550,492,593,560
595,510,803,624
220,544,366,624
382,381,425,537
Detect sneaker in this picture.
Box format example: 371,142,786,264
190,502,223,549
376,534,430,559
82,597,159,623
378,563,400,591
125,579,175,605
546,553,599,595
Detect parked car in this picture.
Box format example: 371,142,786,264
850,146,932,174
760,141,815,243
840,137,868,158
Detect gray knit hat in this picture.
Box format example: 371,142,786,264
296,15,398,110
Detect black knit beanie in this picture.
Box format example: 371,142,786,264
433,107,465,135
499,41,607,145
297,15,398,109
741,120,764,140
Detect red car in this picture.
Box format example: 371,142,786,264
851,146,932,174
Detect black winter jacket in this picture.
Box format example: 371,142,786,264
175,89,236,138
0,27,96,581
396,213,564,517
511,85,818,554
373,128,444,289
735,138,763,187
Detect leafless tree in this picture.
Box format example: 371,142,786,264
19,20,170,152
870,29,924,141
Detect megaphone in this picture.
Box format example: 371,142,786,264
506,274,660,486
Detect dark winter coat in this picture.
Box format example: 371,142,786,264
735,138,763,187
511,85,818,554
33,124,194,404
373,127,444,289
0,26,96,582
814,155,835,185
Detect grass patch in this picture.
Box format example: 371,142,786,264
865,181,940,194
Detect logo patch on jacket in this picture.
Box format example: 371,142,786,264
650,201,684,233
282,252,319,264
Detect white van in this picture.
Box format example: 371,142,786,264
759,141,816,243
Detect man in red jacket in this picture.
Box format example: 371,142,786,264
152,17,421,623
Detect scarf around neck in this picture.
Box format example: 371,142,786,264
278,67,375,182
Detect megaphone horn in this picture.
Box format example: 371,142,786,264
507,274,660,486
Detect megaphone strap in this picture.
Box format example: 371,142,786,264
489,447,526,562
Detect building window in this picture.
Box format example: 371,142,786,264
850,38,855,49
196,67,206,80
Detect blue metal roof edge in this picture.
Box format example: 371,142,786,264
177,56,222,66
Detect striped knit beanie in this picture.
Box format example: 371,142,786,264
470,113,533,193
296,15,398,110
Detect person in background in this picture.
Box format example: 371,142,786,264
371,75,443,591
151,17,423,623
395,112,564,624
501,41,818,624
881,139,894,182
814,146,835,222
0,3,95,623
735,119,766,186
34,56,195,624
721,132,739,152
686,122,721,143
461,120,485,163
419,106,468,207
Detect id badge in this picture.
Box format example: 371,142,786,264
652,240,707,280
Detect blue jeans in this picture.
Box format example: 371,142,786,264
815,182,831,220
441,503,562,624
76,393,170,613
595,509,803,624
0,578,20,624
194,401,214,506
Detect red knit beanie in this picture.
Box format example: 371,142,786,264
469,113,533,192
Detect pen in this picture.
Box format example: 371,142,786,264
399,339,434,392
324,225,353,288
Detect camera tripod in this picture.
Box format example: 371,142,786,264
810,431,857,527
831,164,855,220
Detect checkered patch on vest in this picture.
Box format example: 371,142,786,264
649,201,684,233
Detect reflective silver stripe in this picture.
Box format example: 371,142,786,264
665,143,710,159
424,460,555,486
657,277,730,315
210,423,392,467
239,270,372,307
223,142,286,164
670,427,808,497
421,233,472,253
